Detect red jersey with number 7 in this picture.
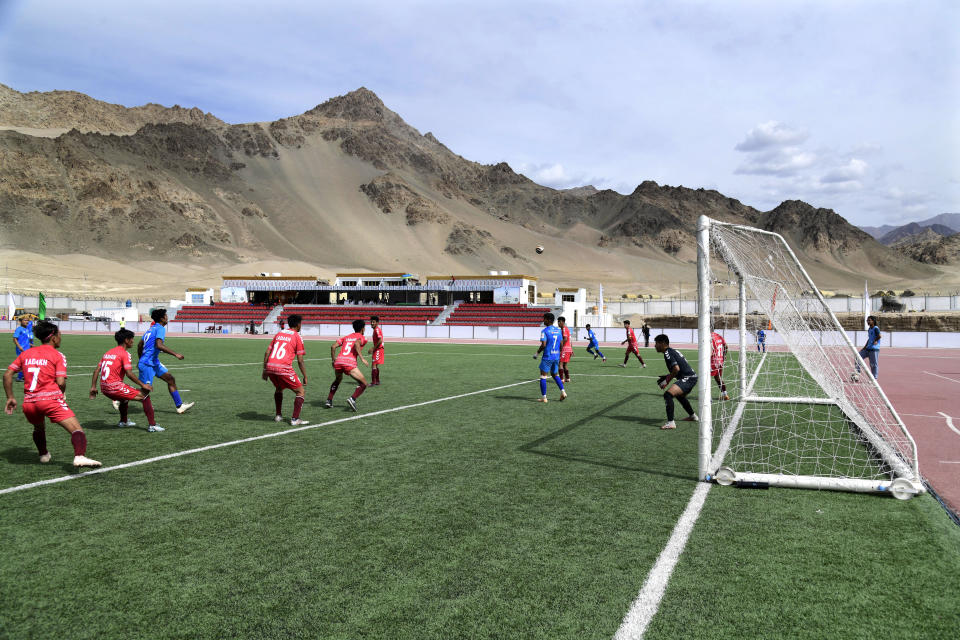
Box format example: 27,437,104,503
265,329,305,374
97,346,133,391
7,344,68,403
335,332,367,368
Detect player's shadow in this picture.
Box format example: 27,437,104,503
82,419,129,431
517,392,690,481
0,446,45,465
236,411,270,421
494,394,542,403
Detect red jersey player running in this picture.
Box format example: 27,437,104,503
710,330,730,401
325,319,369,412
367,315,384,386
3,321,101,467
89,328,161,431
619,320,646,368
262,314,309,426
558,316,573,383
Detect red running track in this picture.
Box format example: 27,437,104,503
878,348,960,516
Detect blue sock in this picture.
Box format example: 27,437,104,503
539,379,548,396
596,349,605,359
553,376,564,390
171,390,182,407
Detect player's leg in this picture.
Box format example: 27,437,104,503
868,351,879,380
158,366,193,413
326,370,344,407
621,348,630,367
118,400,130,425
273,384,284,421
290,386,307,424
551,362,566,400
345,368,368,411
713,370,729,400
634,347,645,367
54,415,101,467
595,344,605,361
23,404,50,462
136,392,159,430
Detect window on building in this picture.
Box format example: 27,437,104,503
562,294,575,302
341,280,357,287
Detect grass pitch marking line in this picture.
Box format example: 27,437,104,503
937,412,960,438
613,482,711,640
0,378,536,497
924,371,960,385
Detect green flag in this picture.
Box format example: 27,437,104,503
38,292,46,320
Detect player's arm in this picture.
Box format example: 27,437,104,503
534,338,546,358
3,368,16,414
262,342,272,380
89,364,101,398
330,343,339,367
11,333,19,353
154,338,184,360
137,337,144,358
296,353,307,384
57,375,67,394
658,364,682,389
124,367,152,391
358,339,369,367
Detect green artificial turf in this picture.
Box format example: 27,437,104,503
0,335,957,639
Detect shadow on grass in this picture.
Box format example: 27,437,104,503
518,392,691,481
0,447,74,472
82,419,128,431
236,411,279,422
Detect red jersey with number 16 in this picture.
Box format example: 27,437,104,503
7,344,68,403
266,329,305,374
97,346,133,391
627,327,638,345
335,332,367,368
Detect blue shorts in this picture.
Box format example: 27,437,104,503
539,359,560,376
138,361,169,381
588,340,599,349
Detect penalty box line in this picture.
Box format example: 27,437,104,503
0,378,537,497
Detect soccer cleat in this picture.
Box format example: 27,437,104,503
660,421,677,430
290,418,309,426
176,402,195,414
147,424,165,432
602,357,606,362
73,455,102,467
324,400,333,409
112,400,120,411
721,393,730,401
642,363,647,369
559,390,568,402
118,420,137,428
39,453,52,464
346,397,358,412
618,363,627,368
593,354,599,360
538,397,548,403
682,414,699,422
274,415,283,423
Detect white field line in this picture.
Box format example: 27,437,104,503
613,482,712,640
937,412,960,438
0,378,535,496
900,412,954,419
924,371,960,385
940,461,960,464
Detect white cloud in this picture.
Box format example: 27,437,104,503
515,162,602,190
734,148,817,177
734,121,809,151
820,158,868,184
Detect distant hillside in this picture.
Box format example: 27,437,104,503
0,83,946,295
861,213,960,240
878,222,954,246
896,232,960,265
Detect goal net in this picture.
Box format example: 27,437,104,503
695,216,923,499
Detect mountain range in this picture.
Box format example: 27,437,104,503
0,83,954,298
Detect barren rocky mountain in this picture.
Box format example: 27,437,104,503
878,222,954,246
0,83,950,297
895,232,960,266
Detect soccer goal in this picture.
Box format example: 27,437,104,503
695,215,924,499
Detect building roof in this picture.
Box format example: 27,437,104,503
424,275,538,281
556,287,581,292
336,272,410,278
221,276,317,281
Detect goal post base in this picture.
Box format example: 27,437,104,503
706,468,925,500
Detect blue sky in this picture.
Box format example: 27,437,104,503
0,0,956,226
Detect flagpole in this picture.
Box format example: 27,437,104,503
864,280,869,330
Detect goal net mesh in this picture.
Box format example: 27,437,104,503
705,222,917,483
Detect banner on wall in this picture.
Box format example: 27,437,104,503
220,286,248,303
493,286,521,304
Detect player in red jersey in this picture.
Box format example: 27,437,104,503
710,331,730,401
325,319,369,412
558,316,573,383
89,328,161,431
367,315,384,386
262,314,309,426
3,321,101,467
619,320,646,368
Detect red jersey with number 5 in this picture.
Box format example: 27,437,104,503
335,332,367,368
7,344,68,403
266,329,305,375
97,346,133,391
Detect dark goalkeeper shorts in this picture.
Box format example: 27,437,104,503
674,375,698,395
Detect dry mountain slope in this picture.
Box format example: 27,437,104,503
0,83,943,295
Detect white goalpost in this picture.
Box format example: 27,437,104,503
696,215,924,499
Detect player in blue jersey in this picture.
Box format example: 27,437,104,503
583,323,605,362
12,317,33,382
136,309,194,418
856,315,881,380
756,328,766,353
533,312,567,403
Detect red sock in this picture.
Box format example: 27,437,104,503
32,429,48,456
373,368,380,384
119,401,128,423
328,382,339,402
71,430,87,456
142,397,156,425
293,396,304,419
351,383,367,400
274,391,283,416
